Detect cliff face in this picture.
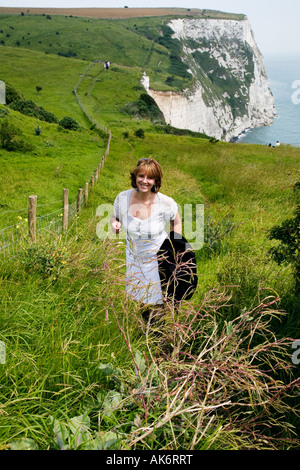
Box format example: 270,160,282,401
141,17,275,141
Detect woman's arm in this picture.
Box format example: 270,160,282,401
170,212,182,235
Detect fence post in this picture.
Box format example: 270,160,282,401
84,182,89,205
28,195,37,242
77,188,82,214
63,188,69,232
91,175,94,188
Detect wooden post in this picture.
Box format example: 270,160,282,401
28,195,37,242
63,188,69,232
77,188,82,214
91,175,94,188
95,167,99,182
84,182,89,205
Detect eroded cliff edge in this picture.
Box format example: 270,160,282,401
141,17,275,142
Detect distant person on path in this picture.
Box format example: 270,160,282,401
104,61,110,70
275,140,280,147
110,158,197,325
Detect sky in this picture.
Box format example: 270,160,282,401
0,0,300,56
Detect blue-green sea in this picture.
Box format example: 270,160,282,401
238,54,300,147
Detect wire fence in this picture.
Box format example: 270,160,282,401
1,187,80,257
0,62,111,258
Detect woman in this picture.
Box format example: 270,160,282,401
111,158,182,318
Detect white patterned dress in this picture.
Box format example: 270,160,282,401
113,189,178,305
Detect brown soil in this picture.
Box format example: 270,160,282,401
0,7,201,19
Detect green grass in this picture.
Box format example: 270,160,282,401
0,17,300,450
0,45,88,121
0,105,106,228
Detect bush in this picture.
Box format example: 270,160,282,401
121,93,164,123
59,115,80,131
9,99,58,123
19,243,69,278
134,128,145,139
34,125,42,135
4,83,24,105
268,203,300,294
0,118,33,152
58,50,77,58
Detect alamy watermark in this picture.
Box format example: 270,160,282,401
292,340,300,366
291,80,300,105
0,80,5,105
0,341,6,365
96,202,204,250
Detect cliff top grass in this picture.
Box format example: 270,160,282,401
0,12,246,96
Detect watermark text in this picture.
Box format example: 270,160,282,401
291,80,300,105
292,340,300,365
0,341,6,365
0,80,5,105
96,202,204,250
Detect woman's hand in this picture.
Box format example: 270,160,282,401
111,216,122,234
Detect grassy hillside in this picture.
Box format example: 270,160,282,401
0,13,300,451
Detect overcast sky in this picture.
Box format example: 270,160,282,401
0,0,299,55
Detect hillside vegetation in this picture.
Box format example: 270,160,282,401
0,12,299,451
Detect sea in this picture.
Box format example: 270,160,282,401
237,54,300,147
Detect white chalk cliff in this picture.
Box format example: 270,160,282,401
141,17,275,141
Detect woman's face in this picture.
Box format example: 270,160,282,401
136,171,155,193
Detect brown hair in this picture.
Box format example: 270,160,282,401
130,158,162,193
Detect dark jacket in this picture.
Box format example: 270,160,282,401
158,231,198,302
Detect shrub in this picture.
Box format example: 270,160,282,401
9,99,58,123
0,118,33,152
121,93,164,123
19,243,69,278
4,83,24,105
134,128,145,139
58,50,77,58
34,125,42,135
59,115,80,131
268,203,300,294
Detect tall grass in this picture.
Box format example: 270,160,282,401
1,229,299,450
